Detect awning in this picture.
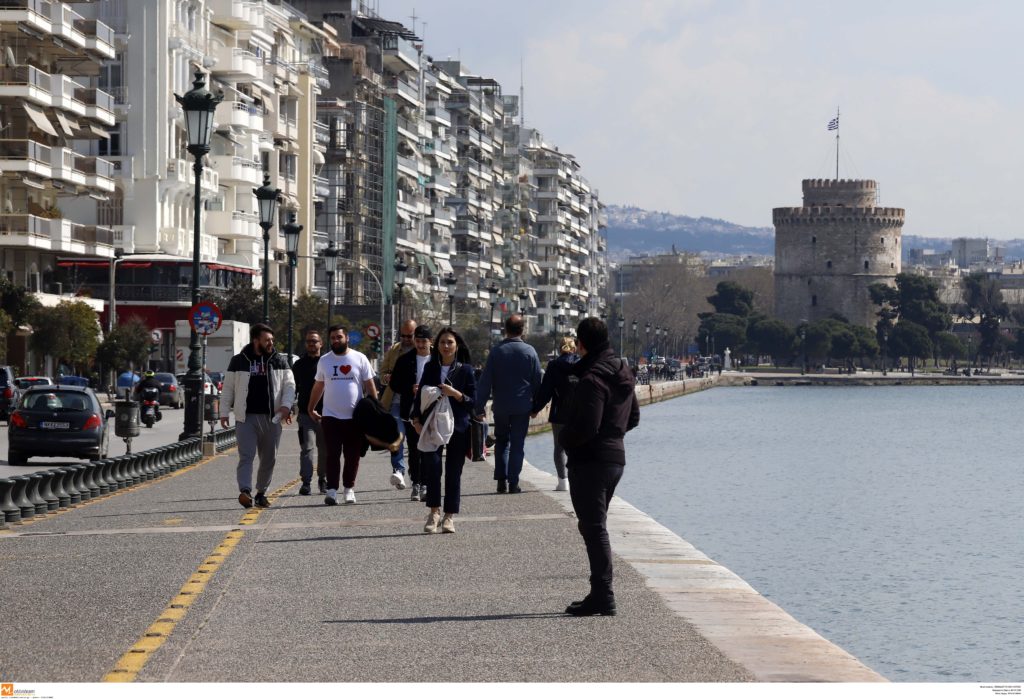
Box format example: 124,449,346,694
415,253,437,275
54,111,79,137
528,291,537,309
312,149,325,165
74,123,110,139
528,261,542,277
436,258,453,274
23,101,58,137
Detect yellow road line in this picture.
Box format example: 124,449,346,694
102,477,299,682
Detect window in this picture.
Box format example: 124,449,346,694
864,260,870,270
811,236,817,244
811,295,817,306
880,237,885,245
826,260,832,269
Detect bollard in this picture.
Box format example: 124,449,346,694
0,478,20,524
126,453,142,485
26,473,49,515
49,469,71,509
83,461,103,497
97,460,115,494
56,468,76,507
10,476,36,520
34,471,59,512
68,465,88,503
158,446,171,475
113,457,130,489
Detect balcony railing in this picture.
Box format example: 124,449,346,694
74,155,114,178
0,213,54,238
69,223,113,245
388,77,419,104
88,284,195,303
0,139,51,162
426,106,450,124
75,86,113,113
0,65,52,92
0,0,53,17
74,18,114,46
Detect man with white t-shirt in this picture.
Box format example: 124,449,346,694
308,324,378,505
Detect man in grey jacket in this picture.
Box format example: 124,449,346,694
219,323,296,508
476,314,542,493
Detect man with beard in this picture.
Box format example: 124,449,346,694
379,318,417,489
220,323,296,509
308,324,378,505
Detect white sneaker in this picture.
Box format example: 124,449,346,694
555,478,569,492
390,471,406,489
343,487,356,504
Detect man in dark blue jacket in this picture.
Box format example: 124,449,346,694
475,314,542,494
559,317,639,616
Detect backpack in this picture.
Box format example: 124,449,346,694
554,372,580,425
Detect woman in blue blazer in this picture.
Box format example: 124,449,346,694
411,326,476,534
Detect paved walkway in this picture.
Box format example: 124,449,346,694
0,425,881,683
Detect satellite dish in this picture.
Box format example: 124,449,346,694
4,46,17,67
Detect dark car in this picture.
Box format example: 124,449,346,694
154,372,185,408
56,375,90,387
0,365,18,422
7,386,113,464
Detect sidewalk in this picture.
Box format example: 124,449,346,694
0,426,880,683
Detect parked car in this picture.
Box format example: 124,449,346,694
14,376,54,390
7,386,113,464
56,375,90,387
154,372,185,408
0,365,18,422
175,373,218,396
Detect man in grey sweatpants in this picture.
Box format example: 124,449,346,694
219,323,296,508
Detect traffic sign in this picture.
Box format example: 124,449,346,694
189,301,223,336
151,329,163,344
347,330,363,347
365,323,381,339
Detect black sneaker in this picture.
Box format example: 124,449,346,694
238,489,253,508
497,479,507,494
254,492,270,508
317,477,327,494
565,595,616,617
509,484,522,494
299,482,311,496
485,435,496,448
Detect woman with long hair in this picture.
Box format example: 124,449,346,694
411,326,476,533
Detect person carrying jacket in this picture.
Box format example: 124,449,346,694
219,323,296,509
531,337,579,492
475,314,542,494
411,326,476,534
559,317,640,617
292,329,326,495
388,324,433,501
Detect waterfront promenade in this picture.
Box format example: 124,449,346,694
0,414,883,684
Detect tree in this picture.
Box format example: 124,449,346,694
959,272,1009,369
0,308,12,363
849,325,879,364
891,321,932,371
870,273,951,365
934,332,965,365
0,276,40,327
96,316,152,372
623,255,712,360
28,300,101,374
697,313,747,358
706,281,755,317
746,318,794,367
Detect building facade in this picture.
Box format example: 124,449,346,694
774,179,903,328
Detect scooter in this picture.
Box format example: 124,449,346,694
140,386,162,428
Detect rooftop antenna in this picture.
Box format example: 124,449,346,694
409,7,418,35
519,53,525,127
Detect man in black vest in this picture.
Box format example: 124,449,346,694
293,329,326,495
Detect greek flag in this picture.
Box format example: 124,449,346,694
827,117,839,131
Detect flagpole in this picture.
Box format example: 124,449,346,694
835,106,840,180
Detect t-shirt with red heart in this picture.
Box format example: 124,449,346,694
314,349,374,419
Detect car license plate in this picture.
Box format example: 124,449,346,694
40,421,70,429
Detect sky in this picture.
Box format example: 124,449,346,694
376,0,1022,239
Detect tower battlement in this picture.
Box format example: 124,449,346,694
802,179,877,207
772,206,905,226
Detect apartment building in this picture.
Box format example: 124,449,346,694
0,0,116,302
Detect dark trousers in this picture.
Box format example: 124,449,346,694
322,416,363,490
423,428,469,514
405,422,424,486
567,463,624,598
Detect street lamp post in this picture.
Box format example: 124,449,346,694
631,319,638,368
882,331,888,376
517,288,528,317
444,271,457,326
393,256,408,337
486,280,500,342
174,71,222,440
254,175,281,325
617,315,625,357
282,213,302,367
801,328,807,375
645,322,651,363
324,240,338,330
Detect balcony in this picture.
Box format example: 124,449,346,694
74,155,116,192
74,18,115,59
207,209,258,239
50,146,85,186
207,0,264,30
166,157,219,192
382,36,419,73
387,77,421,107
313,121,329,148
397,154,418,177
0,65,52,108
0,139,52,177
210,155,262,185
75,87,115,125
425,105,451,127
313,175,330,199
211,46,264,80
0,213,54,251
268,56,297,83
52,2,87,48
0,0,52,34
302,60,330,88
53,75,86,117
215,100,263,132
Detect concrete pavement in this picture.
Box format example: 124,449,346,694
0,423,882,683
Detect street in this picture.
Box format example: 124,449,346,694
0,405,219,479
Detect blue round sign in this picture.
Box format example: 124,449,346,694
347,330,363,346
190,301,222,336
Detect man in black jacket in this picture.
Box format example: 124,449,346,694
293,329,325,495
559,317,640,616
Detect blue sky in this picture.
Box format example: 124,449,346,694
378,0,1022,238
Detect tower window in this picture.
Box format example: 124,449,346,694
811,295,818,306
826,260,832,269
880,237,885,244
891,262,895,269
811,236,817,244
864,260,870,270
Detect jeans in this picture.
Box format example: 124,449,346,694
236,414,282,494
551,423,568,479
296,412,325,485
492,412,531,485
568,463,624,598
322,416,363,490
423,428,469,514
390,402,406,474
406,424,423,486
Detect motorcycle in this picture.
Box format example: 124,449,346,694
140,386,162,428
